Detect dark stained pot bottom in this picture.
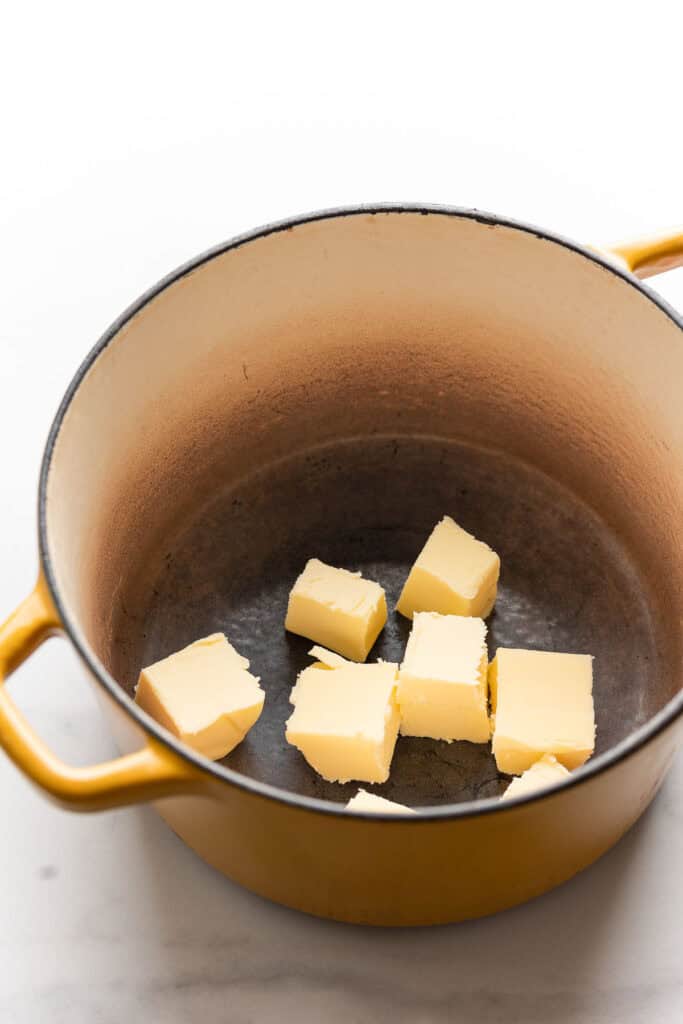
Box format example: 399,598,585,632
111,435,659,807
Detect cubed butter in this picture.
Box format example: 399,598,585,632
285,660,399,783
397,516,500,620
135,633,264,760
502,754,571,800
308,645,350,669
490,648,595,774
285,558,387,661
346,789,415,814
398,613,490,742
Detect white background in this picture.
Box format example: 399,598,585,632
1,2,682,1021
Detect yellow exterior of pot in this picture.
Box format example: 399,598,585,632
156,730,678,926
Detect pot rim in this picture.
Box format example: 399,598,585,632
37,203,683,819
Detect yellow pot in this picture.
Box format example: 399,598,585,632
1,207,682,925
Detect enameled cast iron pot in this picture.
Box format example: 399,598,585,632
2,206,683,926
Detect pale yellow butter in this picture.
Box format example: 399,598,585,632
285,660,399,783
490,648,595,774
398,613,490,742
308,645,350,669
285,558,387,661
502,754,571,800
135,633,264,760
346,789,416,814
397,516,500,620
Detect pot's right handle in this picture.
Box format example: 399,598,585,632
599,228,683,279
0,577,204,812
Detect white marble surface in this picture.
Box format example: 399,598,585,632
2,4,683,1020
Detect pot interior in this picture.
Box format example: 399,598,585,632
111,434,658,804
44,209,683,806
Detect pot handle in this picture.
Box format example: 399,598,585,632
0,578,203,811
598,228,683,279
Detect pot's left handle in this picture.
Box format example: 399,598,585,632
0,578,203,811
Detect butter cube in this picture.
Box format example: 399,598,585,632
285,558,387,661
398,613,490,742
490,648,595,774
346,789,415,814
308,645,350,669
502,754,571,800
285,660,399,783
397,516,500,620
135,633,264,760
